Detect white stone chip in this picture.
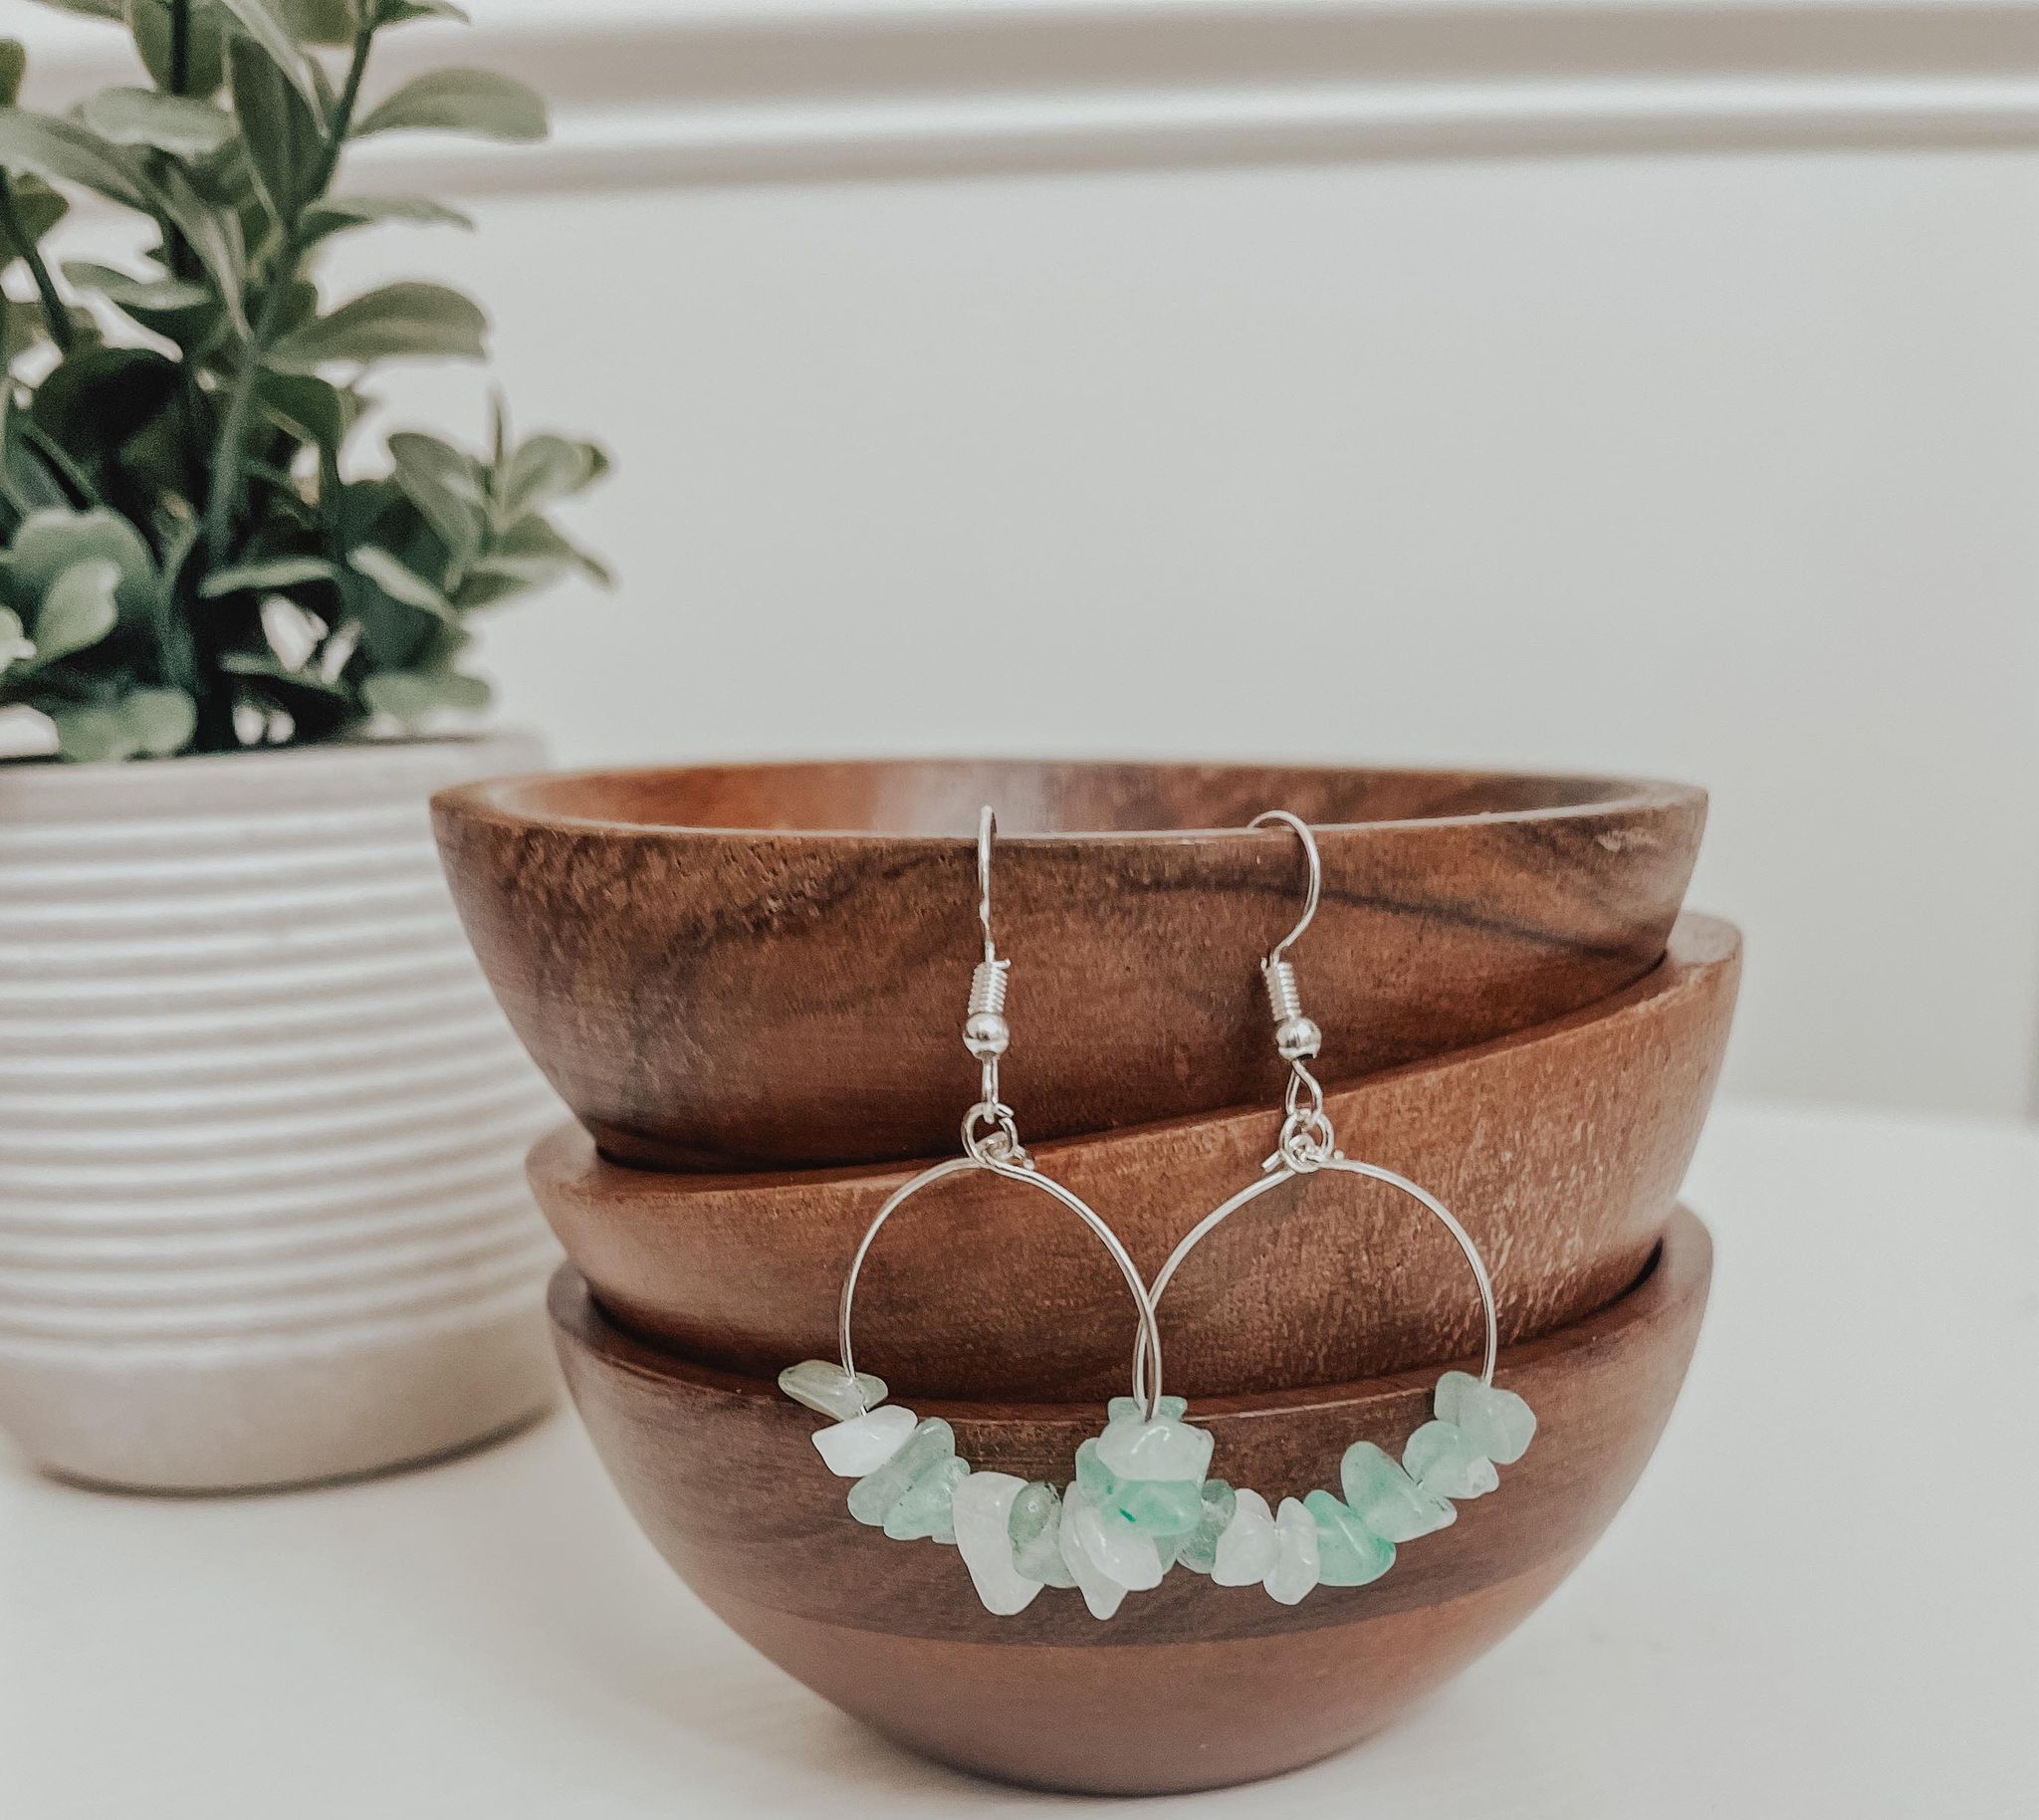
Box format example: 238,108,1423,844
1211,1486,1281,1586
1264,1496,1322,1605
951,1472,1042,1616
811,1403,917,1477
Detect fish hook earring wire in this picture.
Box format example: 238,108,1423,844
1127,810,1536,1607
777,808,1208,1621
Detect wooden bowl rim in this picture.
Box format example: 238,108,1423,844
551,1205,1709,1425
435,757,1705,844
533,912,1739,1202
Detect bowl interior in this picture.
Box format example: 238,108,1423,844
456,758,1692,838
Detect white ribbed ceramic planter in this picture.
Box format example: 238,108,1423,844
0,734,563,1491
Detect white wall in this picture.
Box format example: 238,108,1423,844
16,2,2039,1118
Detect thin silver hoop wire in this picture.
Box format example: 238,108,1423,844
836,804,1166,1423
1130,1155,1498,1404
839,1153,1166,1420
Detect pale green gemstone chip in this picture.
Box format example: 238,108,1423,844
777,1359,887,1422
1403,1419,1499,1500
1009,1480,1077,1588
1107,1395,1188,1424
1175,1479,1238,1576
846,1417,955,1525
883,1456,971,1541
1074,1437,1116,1505
1304,1488,1395,1586
1340,1441,1457,1542
1434,1370,1537,1465
1096,1413,1214,1483
1114,1476,1204,1539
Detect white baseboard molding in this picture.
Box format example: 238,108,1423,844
23,1,2039,191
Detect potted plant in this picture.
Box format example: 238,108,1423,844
0,0,608,1490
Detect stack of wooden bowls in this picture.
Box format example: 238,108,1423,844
432,761,1735,1796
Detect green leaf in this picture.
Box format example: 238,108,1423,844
20,0,123,17
141,159,246,330
361,665,488,726
79,88,234,156
209,0,320,107
354,69,547,142
0,175,67,261
267,282,488,371
30,347,183,457
347,544,455,617
275,0,354,46
301,192,473,244
252,368,354,452
10,510,158,621
48,685,196,761
28,558,120,662
127,0,231,99
469,513,610,591
501,433,608,519
200,554,338,596
387,430,484,559
61,260,211,312
228,38,323,221
0,604,34,673
48,703,137,763
0,42,25,109
375,2,473,29
0,109,149,209
122,684,197,754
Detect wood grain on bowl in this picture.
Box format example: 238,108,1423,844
433,760,1706,1170
530,914,1736,1400
550,1206,1711,1794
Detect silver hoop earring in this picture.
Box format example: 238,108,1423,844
779,808,1210,1621
1128,810,1535,1607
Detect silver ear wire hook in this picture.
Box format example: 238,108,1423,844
976,804,998,965
1248,810,1331,1163
1249,808,1320,967
962,805,1020,1162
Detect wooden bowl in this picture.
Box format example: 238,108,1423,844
551,1206,1711,1795
531,914,1736,1400
433,760,1706,1170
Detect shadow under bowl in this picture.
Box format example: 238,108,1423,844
551,1205,1711,1795
532,913,1736,1400
435,759,1706,1170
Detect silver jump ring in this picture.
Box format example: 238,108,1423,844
838,1153,1167,1421
1131,1154,1499,1405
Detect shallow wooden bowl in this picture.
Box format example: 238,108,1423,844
434,760,1705,1170
552,1205,1710,1795
531,914,1735,1400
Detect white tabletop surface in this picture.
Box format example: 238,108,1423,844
4,1100,2034,1819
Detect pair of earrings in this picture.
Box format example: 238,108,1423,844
778,808,1535,1620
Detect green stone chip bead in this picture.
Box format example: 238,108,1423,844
1107,1395,1188,1424
1074,1437,1116,1506
1174,1479,1238,1576
846,1417,955,1526
1113,1476,1205,1540
777,1359,887,1423
1008,1480,1077,1588
1434,1369,1537,1465
1403,1419,1499,1500
1340,1441,1457,1542
883,1456,971,1542
1304,1488,1395,1586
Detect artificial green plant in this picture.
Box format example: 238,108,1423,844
0,0,608,762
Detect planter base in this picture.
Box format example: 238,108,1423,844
0,1296,558,1493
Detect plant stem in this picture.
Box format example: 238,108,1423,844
202,21,374,566
0,176,75,354
163,0,198,281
